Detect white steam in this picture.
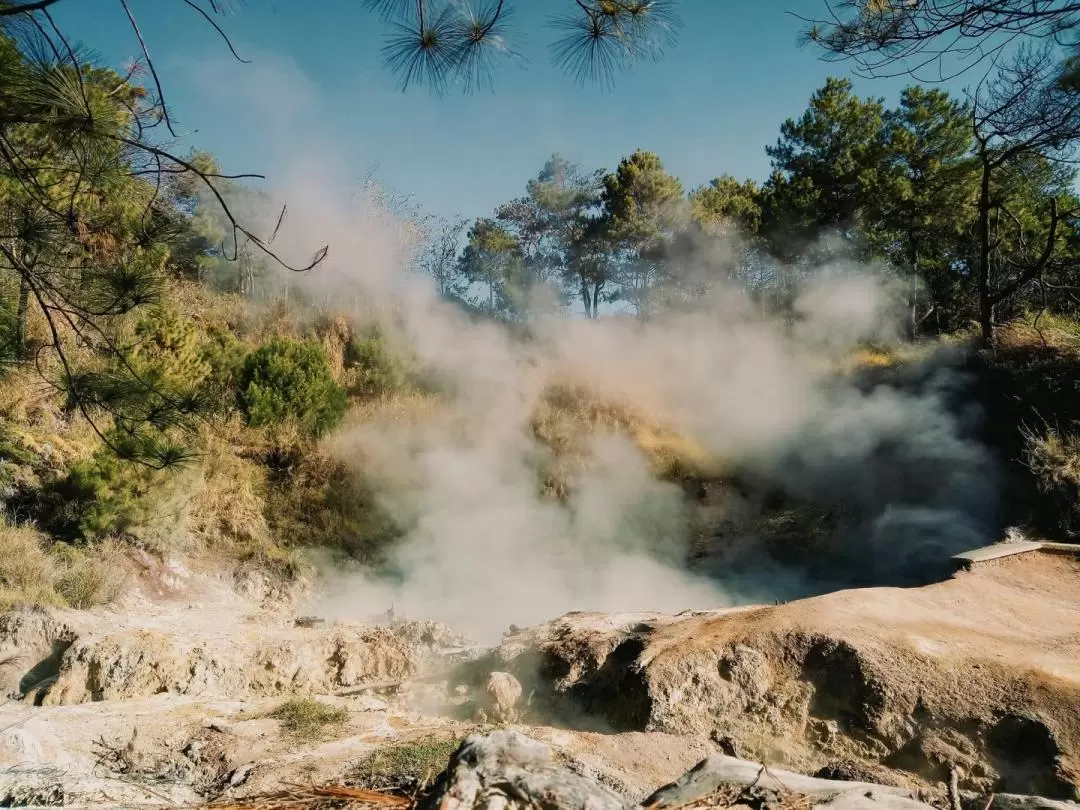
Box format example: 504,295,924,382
189,54,995,641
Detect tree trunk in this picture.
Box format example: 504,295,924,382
908,237,919,341
14,275,29,360
976,156,994,346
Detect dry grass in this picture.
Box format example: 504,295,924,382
197,785,409,810
0,370,99,478
187,428,273,553
996,312,1080,355
0,522,127,610
340,391,446,429
531,381,717,485
1023,423,1080,538
51,540,130,609
0,522,63,609
1025,425,1080,492
844,347,897,370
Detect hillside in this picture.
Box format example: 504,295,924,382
6,4,1080,807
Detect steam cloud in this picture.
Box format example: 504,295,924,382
189,54,996,641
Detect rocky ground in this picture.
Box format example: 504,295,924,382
0,545,1076,808
480,549,1080,799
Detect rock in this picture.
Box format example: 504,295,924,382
484,560,1080,798
988,797,1080,809
390,620,466,650
814,760,915,789
639,754,936,809
182,739,204,764
809,717,841,745
709,733,741,758
415,731,964,810
485,672,523,722
418,730,623,810
229,762,255,788
351,694,390,712
0,728,69,769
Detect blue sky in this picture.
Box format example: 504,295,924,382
53,0,970,221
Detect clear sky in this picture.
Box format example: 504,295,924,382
52,0,969,222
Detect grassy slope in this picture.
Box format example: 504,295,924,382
0,280,1078,611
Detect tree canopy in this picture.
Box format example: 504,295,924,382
414,75,1080,343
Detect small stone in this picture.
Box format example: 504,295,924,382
183,740,203,764
229,762,255,787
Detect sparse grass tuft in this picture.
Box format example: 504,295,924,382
272,697,349,741
349,737,461,796
51,541,129,609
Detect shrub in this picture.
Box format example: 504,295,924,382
129,306,247,410
40,449,162,542
272,697,348,741
238,338,347,437
1023,424,1080,537
263,446,402,563
344,331,404,398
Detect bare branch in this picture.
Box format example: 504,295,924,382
0,0,62,15
180,0,251,63
118,0,177,137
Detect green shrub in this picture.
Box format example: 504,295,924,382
272,697,348,741
129,306,247,409
238,338,346,437
344,331,404,398
40,449,162,541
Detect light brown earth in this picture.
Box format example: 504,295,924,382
0,547,1077,807
483,550,1080,801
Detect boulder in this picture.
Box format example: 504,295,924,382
419,730,623,810
485,672,523,722
419,731,942,810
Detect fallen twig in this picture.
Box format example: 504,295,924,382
195,784,412,810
